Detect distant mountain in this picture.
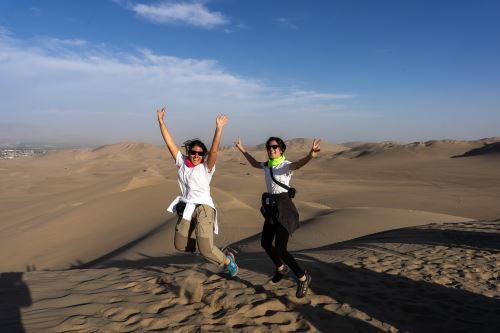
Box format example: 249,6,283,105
333,138,500,159
253,138,348,153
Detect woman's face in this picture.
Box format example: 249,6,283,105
188,145,205,166
266,140,282,159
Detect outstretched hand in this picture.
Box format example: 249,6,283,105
216,115,229,129
156,105,179,161
310,138,321,158
234,136,244,151
156,106,166,121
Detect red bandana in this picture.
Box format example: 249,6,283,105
185,157,203,168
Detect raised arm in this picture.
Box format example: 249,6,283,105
290,139,321,171
206,115,228,171
234,137,263,169
157,106,179,161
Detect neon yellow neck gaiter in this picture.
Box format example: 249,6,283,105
267,155,285,168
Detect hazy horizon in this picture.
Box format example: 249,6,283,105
2,135,500,151
1,1,499,146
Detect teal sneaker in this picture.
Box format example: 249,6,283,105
225,252,238,277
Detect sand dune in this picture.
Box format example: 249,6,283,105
0,183,177,271
232,207,472,253
4,219,499,333
1,138,499,332
332,139,492,160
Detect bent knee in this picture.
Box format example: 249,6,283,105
275,247,289,258
197,237,215,257
174,235,188,252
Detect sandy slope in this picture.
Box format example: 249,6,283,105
4,219,499,333
1,138,499,332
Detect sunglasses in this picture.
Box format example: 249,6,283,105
266,145,280,150
189,150,205,156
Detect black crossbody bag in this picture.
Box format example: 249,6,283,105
269,167,296,198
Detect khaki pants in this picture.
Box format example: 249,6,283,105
174,204,225,267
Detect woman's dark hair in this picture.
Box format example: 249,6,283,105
266,137,286,152
183,138,208,156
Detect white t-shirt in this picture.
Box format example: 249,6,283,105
167,151,219,233
175,151,214,201
262,160,293,194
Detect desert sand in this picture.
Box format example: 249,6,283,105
1,138,499,332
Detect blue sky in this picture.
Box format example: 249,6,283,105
0,0,499,146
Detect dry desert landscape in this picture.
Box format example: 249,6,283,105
1,138,499,333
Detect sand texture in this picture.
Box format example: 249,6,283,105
1,138,499,332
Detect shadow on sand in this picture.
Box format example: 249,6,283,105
0,272,32,333
83,221,500,332
296,254,500,333
451,142,500,158
94,247,500,333
338,223,500,252
96,252,383,332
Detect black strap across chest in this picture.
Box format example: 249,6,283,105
269,166,291,191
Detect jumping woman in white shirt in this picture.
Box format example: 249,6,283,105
157,106,238,277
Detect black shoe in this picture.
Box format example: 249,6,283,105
271,264,289,283
296,271,311,298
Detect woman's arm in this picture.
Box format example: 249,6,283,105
206,115,228,171
157,106,179,161
290,139,321,170
235,137,263,169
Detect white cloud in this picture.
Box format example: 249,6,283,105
276,17,297,30
29,7,43,17
0,26,12,37
0,32,352,145
132,2,228,28
37,38,88,47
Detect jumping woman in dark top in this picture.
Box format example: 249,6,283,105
235,136,321,298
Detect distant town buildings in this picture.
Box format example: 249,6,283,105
0,149,46,159
0,145,48,159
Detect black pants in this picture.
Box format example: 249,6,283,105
261,221,305,278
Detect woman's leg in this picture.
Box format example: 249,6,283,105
274,223,305,278
260,221,283,267
194,205,226,267
174,217,195,252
